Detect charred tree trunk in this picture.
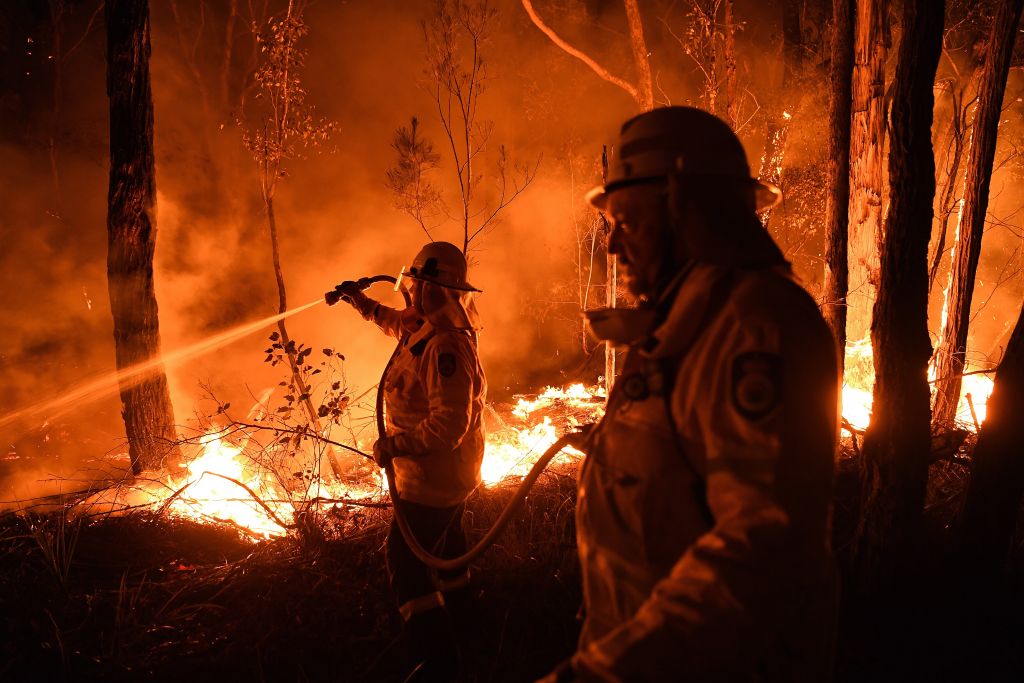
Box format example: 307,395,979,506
823,0,855,379
105,0,182,474
854,0,944,594
932,0,1024,429
846,0,890,347
758,0,802,228
955,300,1024,582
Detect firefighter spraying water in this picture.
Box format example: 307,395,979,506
326,242,580,681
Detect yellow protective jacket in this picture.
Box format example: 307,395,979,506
573,262,839,682
368,304,487,508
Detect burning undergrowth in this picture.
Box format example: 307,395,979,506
0,382,601,680
59,378,603,541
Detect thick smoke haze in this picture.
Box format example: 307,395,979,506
2,0,1023,503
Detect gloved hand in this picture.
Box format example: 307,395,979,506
372,436,400,468
325,280,364,306
326,281,378,318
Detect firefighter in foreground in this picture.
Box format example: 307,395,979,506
329,241,486,681
541,107,839,682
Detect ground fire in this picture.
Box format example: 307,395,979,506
3,0,1024,680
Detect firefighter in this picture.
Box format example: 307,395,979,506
331,241,486,681
541,107,839,682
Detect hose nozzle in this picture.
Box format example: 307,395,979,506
325,277,375,306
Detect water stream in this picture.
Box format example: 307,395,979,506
0,299,323,432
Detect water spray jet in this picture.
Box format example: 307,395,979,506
0,299,324,433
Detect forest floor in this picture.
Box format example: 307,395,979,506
2,443,1024,682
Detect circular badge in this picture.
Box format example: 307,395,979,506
731,352,783,420
621,373,649,401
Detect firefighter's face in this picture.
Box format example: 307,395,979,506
606,183,675,300
410,279,446,317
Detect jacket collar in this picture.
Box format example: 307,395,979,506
643,263,732,359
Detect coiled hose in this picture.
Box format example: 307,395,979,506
360,275,579,571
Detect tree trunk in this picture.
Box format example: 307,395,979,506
932,0,1024,428
105,0,182,475
955,299,1024,582
757,0,802,228
928,59,983,293
265,197,344,478
823,0,854,380
854,0,944,594
846,0,889,347
623,0,654,111
723,0,738,128
602,145,616,397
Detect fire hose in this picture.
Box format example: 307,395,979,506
327,275,582,571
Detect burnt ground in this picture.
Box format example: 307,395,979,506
2,450,1024,682
0,468,580,683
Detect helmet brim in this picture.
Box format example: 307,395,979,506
586,177,783,212
405,273,482,293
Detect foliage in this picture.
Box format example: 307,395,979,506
239,0,337,200
414,0,539,252
661,0,758,130
24,509,82,591
207,332,364,494
385,117,445,240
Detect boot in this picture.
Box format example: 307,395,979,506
403,606,461,683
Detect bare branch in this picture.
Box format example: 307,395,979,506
521,0,641,105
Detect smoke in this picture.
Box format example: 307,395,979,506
3,0,1023,505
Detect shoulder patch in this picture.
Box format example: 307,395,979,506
731,351,783,420
437,352,457,378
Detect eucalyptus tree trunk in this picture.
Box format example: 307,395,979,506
623,0,654,111
846,0,890,348
854,0,944,594
932,0,1024,428
823,0,855,378
105,0,182,474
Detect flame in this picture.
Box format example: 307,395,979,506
91,384,605,538
841,336,995,434
93,351,998,539
161,431,292,539
482,383,604,484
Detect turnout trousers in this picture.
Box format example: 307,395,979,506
386,499,470,620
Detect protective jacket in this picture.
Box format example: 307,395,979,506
364,303,487,508
572,261,838,682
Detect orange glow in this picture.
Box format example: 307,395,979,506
482,383,604,484
841,336,995,434
83,384,605,538
85,356,996,538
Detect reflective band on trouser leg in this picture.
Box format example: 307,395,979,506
399,591,446,621
438,570,471,592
